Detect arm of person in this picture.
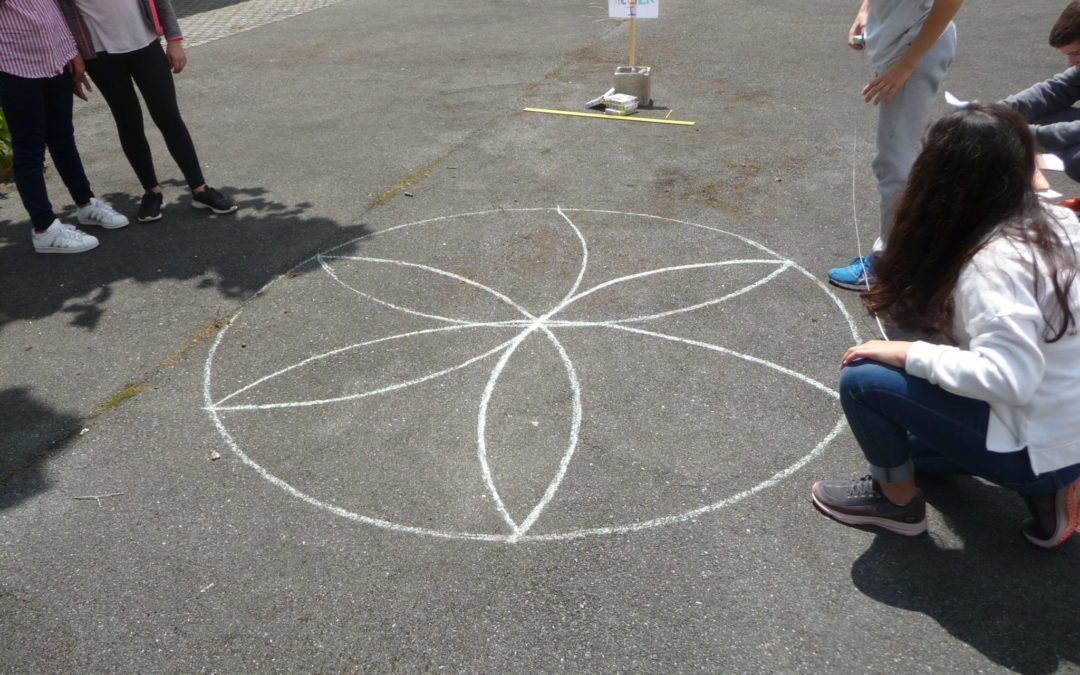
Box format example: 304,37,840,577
152,0,187,72
849,0,870,50
1003,68,1080,124
863,0,964,105
903,257,1046,407
68,53,92,100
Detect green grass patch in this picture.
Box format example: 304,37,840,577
94,382,148,414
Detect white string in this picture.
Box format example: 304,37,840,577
851,43,891,341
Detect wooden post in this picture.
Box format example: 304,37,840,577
628,0,637,67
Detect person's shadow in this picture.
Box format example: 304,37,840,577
850,476,1080,673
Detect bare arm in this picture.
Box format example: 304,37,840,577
849,0,870,49
863,0,963,105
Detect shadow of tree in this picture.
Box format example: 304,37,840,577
0,185,368,333
850,476,1080,673
0,386,81,509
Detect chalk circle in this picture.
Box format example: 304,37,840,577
204,208,861,543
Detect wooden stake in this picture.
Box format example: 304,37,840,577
628,0,637,67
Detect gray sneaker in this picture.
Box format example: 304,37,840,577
1022,477,1080,548
811,475,927,536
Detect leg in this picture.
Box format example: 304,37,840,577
39,72,94,207
85,50,161,192
872,24,957,251
839,361,1080,493
1,72,59,230
127,41,205,190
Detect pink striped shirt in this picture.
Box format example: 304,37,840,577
0,0,77,79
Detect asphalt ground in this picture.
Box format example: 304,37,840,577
2,0,1079,671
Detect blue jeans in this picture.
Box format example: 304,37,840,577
0,70,93,230
840,361,1080,495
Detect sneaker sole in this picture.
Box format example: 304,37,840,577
137,213,163,223
827,277,874,292
192,201,238,214
34,241,100,254
1024,478,1080,548
811,492,927,536
76,217,129,230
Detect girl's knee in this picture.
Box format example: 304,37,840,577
839,361,904,400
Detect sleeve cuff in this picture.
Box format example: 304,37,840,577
904,340,946,380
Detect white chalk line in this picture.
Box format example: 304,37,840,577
555,206,589,306
318,254,537,325
519,418,848,542
206,209,861,542
209,325,523,412
475,320,584,540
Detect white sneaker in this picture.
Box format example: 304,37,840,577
76,197,129,229
32,220,100,254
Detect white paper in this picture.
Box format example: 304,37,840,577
1038,188,1064,201
609,0,659,19
1039,153,1066,172
944,91,970,108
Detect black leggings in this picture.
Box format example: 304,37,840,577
84,40,205,191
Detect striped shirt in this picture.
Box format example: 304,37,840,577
0,0,78,79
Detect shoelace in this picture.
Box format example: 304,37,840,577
87,203,120,222
846,475,879,499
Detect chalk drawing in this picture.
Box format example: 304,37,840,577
204,208,861,543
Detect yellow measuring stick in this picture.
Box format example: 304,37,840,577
523,108,695,126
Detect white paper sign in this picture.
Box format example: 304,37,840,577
609,0,659,19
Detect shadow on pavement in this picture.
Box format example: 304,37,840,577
0,186,370,507
850,476,1079,674
0,386,80,509
0,185,368,333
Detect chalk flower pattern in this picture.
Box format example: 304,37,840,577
205,208,860,542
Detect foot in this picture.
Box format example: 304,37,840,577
1022,477,1080,548
811,475,927,536
32,219,99,254
138,191,164,222
76,197,129,229
192,187,238,214
827,255,876,291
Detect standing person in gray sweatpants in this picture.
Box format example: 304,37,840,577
1004,1,1080,185
827,0,962,291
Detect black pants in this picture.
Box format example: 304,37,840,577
84,40,205,191
0,70,94,230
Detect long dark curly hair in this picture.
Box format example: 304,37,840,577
866,103,1078,342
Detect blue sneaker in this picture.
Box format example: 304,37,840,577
828,255,876,291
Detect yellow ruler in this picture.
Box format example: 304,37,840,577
523,108,695,126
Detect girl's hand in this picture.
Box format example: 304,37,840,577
862,60,915,105
841,340,913,369
166,42,187,74
68,54,92,100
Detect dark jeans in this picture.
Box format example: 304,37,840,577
84,40,204,191
0,70,94,231
840,361,1080,495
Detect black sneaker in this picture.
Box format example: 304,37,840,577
811,475,927,536
137,191,163,222
192,187,238,214
1021,477,1080,548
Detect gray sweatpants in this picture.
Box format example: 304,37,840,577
872,23,957,252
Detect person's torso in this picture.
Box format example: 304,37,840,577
865,0,934,70
956,207,1080,470
0,0,78,77
74,0,157,54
